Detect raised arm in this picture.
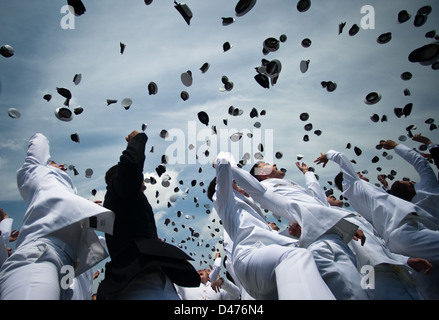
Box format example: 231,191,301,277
24,133,51,166
296,162,329,206
213,152,236,204
315,150,360,184
112,131,148,198
385,141,438,188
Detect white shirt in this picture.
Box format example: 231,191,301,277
15,133,115,276
229,156,358,248
176,279,240,300
213,153,298,256
394,144,439,221
326,150,438,242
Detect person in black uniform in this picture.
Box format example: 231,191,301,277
97,130,200,299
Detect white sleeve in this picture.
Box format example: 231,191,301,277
0,218,13,243
326,150,360,184
24,133,51,166
219,278,241,300
304,171,329,206
214,152,236,204
394,144,438,190
209,257,222,282
230,166,299,223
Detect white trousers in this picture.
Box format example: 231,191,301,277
308,234,370,300
233,243,335,300
0,237,75,300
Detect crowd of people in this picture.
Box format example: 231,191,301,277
0,130,437,300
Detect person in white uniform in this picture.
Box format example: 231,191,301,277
380,139,439,222
327,194,432,300
0,133,115,300
210,152,335,300
315,149,439,299
175,268,241,300
0,209,18,268
230,158,368,299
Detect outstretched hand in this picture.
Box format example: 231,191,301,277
295,162,309,174
407,257,433,275
314,153,328,168
125,130,140,143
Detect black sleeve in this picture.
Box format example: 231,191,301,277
430,145,439,174
113,133,148,198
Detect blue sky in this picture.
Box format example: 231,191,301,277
1,0,439,279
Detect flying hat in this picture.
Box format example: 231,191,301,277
197,111,209,126
106,99,118,106
7,108,21,119
254,73,270,88
121,98,133,110
235,0,257,17
414,6,432,27
321,81,337,92
222,17,235,26
55,107,74,122
120,42,126,54
297,0,311,13
301,38,312,48
85,168,93,178
338,22,346,35
300,60,310,73
349,24,360,36
180,91,189,101
56,87,72,106
74,106,83,115
0,45,14,58
148,82,158,95
364,92,382,105
377,32,392,44
181,71,193,87
370,114,380,123
223,41,232,52
200,62,210,73
408,41,439,65
174,1,193,25
144,0,153,5
73,73,82,85
68,0,86,16
263,37,280,54
397,10,411,23
299,112,309,121
401,72,412,81
160,129,169,139
70,133,80,143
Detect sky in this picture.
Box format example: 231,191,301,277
1,0,439,285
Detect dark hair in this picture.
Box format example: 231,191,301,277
105,165,119,185
207,177,217,202
250,161,264,181
334,172,344,192
390,181,415,201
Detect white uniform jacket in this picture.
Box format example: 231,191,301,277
15,133,115,276
326,150,438,243
229,157,358,248
394,144,439,221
